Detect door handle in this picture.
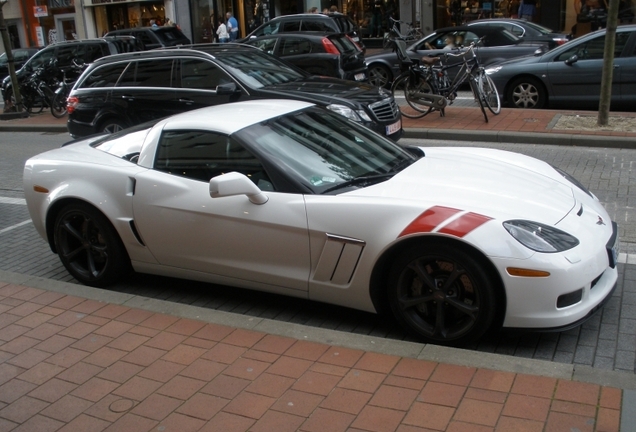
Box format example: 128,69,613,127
178,98,194,104
121,95,135,100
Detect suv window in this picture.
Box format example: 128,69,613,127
154,130,271,187
79,63,128,88
118,60,173,87
25,49,55,72
250,37,277,54
280,38,312,56
301,20,332,32
179,59,233,90
281,21,301,32
77,43,108,63
132,30,156,47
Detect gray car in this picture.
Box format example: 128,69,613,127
365,24,548,88
485,25,636,109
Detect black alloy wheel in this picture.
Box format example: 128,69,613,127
388,243,497,346
54,203,130,287
368,64,392,89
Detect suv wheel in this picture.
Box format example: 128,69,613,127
100,119,127,134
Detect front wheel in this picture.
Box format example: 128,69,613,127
391,74,431,119
479,73,501,115
54,203,130,287
51,92,68,118
387,242,498,346
368,63,393,89
507,76,546,109
469,77,489,123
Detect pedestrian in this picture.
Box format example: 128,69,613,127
517,0,536,21
226,12,239,41
150,19,158,27
217,19,229,42
308,6,318,13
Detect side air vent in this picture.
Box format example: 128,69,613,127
313,234,366,285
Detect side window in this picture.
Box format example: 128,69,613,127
56,46,76,68
154,130,273,189
14,50,29,61
280,38,312,56
25,49,54,72
179,59,232,90
250,38,277,54
76,43,107,63
133,31,155,46
79,63,128,88
256,22,280,36
555,33,630,61
302,20,331,31
118,59,173,87
281,20,301,32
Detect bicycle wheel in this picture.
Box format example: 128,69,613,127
391,74,429,119
404,77,436,117
479,72,501,115
469,77,488,123
51,92,68,118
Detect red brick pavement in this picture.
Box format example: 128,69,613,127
0,280,623,432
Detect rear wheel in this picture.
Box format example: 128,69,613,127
51,92,68,118
391,74,430,119
387,242,498,346
469,77,489,122
480,73,501,115
100,118,127,134
53,203,130,287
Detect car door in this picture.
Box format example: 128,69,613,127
174,57,244,111
618,30,636,105
545,31,629,106
132,129,311,292
110,58,180,124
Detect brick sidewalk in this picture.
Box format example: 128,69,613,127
0,280,624,432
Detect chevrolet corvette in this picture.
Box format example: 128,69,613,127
23,100,618,346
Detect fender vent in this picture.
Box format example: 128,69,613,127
313,234,365,285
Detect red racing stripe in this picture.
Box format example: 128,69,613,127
399,206,461,237
438,212,492,237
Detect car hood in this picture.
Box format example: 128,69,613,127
262,77,391,105
348,147,576,224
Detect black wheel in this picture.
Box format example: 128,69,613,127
50,92,68,118
100,119,127,134
387,242,498,346
368,63,393,89
469,78,489,123
54,203,130,287
391,74,429,119
507,76,546,109
404,76,438,116
480,73,501,115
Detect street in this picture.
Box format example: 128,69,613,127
1,131,635,374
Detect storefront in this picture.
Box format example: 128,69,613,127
10,0,79,47
83,0,167,36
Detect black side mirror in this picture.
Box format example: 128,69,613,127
216,82,239,95
565,54,578,65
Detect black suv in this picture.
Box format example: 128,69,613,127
105,26,191,50
243,13,365,50
244,32,368,82
66,44,401,140
1,37,142,104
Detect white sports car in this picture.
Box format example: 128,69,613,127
24,100,619,346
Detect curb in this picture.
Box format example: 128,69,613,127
2,122,635,149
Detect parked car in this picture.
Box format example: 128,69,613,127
66,44,401,140
486,25,636,109
241,13,365,51
1,37,143,106
105,26,191,49
24,99,619,346
0,48,40,81
467,18,571,49
366,24,548,88
244,32,368,82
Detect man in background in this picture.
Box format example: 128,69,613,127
226,12,239,41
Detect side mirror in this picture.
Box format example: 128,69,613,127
565,54,578,65
216,82,239,95
209,172,268,205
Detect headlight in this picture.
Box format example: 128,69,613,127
485,66,501,75
327,104,371,122
503,220,579,253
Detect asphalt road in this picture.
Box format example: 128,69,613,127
1,131,635,374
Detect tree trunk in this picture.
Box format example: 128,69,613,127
597,0,620,126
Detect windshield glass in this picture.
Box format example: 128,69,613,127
523,21,554,35
236,107,416,194
214,51,305,88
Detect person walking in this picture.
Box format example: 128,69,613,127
217,19,229,42
226,12,239,41
517,0,537,21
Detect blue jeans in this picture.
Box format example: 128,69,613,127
230,31,238,41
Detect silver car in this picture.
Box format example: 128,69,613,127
486,25,636,109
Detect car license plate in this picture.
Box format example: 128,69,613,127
355,73,366,81
607,221,619,268
386,119,401,135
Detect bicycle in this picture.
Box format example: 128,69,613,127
382,17,423,49
390,39,500,122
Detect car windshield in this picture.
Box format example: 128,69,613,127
522,21,555,35
236,107,417,194
214,50,305,88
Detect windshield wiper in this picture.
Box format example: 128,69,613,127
321,173,396,194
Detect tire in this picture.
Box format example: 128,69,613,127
391,74,429,119
100,119,127,134
480,73,501,115
404,76,437,116
507,76,546,109
368,63,393,89
51,92,68,118
54,203,130,287
387,242,498,346
469,78,489,123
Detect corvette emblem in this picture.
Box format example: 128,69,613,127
597,216,605,225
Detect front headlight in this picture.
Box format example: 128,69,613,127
503,220,579,253
485,66,502,75
326,104,371,122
